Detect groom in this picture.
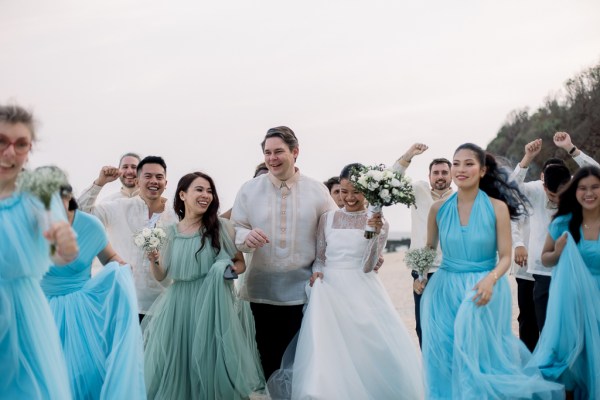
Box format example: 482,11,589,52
231,126,337,379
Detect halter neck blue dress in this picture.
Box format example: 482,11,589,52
41,210,145,399
530,214,600,399
420,191,563,399
0,192,71,398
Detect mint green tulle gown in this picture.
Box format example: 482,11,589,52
143,219,265,400
0,192,71,399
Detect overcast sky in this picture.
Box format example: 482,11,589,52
2,0,599,234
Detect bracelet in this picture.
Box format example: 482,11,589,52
490,270,499,282
399,155,411,164
153,260,159,266
568,146,577,155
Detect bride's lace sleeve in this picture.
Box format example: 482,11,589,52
312,212,329,273
362,219,390,273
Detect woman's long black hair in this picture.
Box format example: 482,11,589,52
173,172,221,255
554,166,600,243
454,143,529,220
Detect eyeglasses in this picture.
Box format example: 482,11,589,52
0,134,32,155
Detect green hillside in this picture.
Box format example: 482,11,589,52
487,61,600,179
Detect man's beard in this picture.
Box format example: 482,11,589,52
433,180,449,191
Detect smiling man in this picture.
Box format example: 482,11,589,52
101,152,141,201
78,156,178,322
231,126,337,379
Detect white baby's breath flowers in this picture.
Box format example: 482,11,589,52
404,247,437,281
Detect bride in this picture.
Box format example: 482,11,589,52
271,163,424,400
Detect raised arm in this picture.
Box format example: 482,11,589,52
78,166,120,213
392,143,429,174
553,131,600,168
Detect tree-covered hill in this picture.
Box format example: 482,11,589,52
487,61,600,179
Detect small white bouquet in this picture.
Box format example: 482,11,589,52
16,166,68,255
134,227,167,252
404,247,436,281
350,164,416,238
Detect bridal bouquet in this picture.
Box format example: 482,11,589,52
16,166,68,255
134,227,167,252
350,164,416,238
404,247,436,281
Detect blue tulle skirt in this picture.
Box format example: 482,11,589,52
529,234,600,399
0,276,72,398
421,268,564,399
44,262,145,399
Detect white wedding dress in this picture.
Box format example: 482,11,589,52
270,208,425,400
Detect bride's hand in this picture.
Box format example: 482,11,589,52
309,272,323,287
366,213,384,234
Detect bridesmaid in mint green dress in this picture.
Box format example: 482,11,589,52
143,172,264,400
420,143,563,399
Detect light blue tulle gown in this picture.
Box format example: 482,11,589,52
0,192,72,399
420,191,564,399
143,220,264,400
530,214,600,399
40,210,145,400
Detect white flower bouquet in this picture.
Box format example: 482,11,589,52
404,247,436,281
134,227,167,252
350,164,416,238
16,166,68,255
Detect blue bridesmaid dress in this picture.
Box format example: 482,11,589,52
41,210,145,399
420,191,563,399
530,215,600,399
0,193,72,399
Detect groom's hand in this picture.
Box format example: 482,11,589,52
244,228,270,248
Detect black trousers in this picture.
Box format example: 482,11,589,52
515,278,539,352
533,274,552,331
250,302,304,380
413,271,434,348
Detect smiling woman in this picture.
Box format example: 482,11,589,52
420,143,564,399
142,171,264,399
0,104,78,398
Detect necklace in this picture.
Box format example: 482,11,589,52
583,220,599,230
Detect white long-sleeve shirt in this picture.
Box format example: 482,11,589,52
231,170,337,305
510,216,534,280
78,184,178,312
512,151,599,277
393,162,453,272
